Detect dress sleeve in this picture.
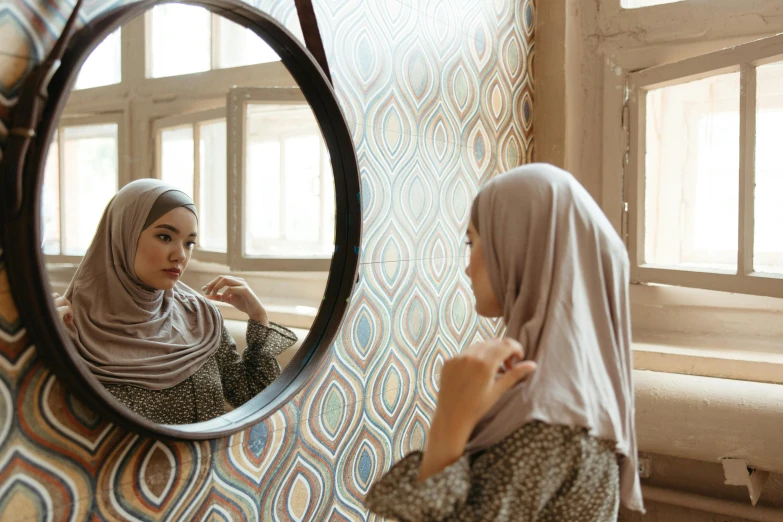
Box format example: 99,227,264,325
364,451,471,522
214,321,298,406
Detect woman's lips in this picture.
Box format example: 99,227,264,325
163,269,181,278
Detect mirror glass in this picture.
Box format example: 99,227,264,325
41,4,333,427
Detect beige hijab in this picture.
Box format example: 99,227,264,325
64,179,224,390
467,164,643,512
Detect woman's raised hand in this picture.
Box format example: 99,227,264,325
52,293,74,327
417,338,537,481
203,276,269,325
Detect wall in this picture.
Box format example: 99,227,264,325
535,1,783,520
0,0,534,520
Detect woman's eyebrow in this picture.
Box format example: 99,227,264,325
155,224,197,237
155,224,179,234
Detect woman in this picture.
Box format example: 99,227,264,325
52,179,296,424
365,164,643,520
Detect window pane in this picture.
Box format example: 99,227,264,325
75,29,121,90
198,120,227,252
243,104,333,258
284,135,321,243
148,5,210,78
754,61,783,274
644,73,740,271
246,141,281,250
42,132,60,255
61,124,119,255
160,126,195,198
216,16,280,69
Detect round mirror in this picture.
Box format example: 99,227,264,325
1,0,360,439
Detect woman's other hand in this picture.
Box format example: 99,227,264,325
203,276,269,326
418,338,537,481
52,293,75,327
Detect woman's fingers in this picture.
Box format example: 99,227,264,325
495,360,537,395
217,287,233,302
203,275,247,296
53,296,71,308
467,338,524,367
56,305,74,324
204,286,245,303
203,276,223,296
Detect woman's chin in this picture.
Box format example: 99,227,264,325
475,303,502,319
141,276,175,291
159,280,177,290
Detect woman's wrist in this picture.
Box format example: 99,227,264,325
417,413,472,481
249,309,269,326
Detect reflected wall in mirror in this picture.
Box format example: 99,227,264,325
41,4,335,427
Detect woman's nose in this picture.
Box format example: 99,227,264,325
171,244,186,261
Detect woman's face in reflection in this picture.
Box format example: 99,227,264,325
465,220,503,318
134,207,198,290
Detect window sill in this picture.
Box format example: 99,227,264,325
631,283,783,383
212,300,315,329
633,338,783,385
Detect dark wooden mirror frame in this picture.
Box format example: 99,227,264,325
0,0,360,439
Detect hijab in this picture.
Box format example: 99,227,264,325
64,179,224,390
467,163,644,512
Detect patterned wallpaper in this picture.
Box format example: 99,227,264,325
0,0,534,519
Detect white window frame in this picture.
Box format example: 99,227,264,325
153,107,228,264
43,111,127,264
624,33,783,298
226,87,333,272
143,8,277,78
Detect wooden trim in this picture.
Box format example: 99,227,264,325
600,58,627,235
636,266,783,297
630,34,783,90
627,75,647,278
193,119,201,207
57,130,65,254
124,16,145,89
226,87,324,273
226,88,243,271
210,12,219,70
151,107,226,132
738,63,757,275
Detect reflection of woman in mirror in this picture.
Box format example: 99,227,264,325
54,179,297,424
366,165,642,519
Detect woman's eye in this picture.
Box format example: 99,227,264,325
158,234,171,242
186,241,196,249
465,240,473,248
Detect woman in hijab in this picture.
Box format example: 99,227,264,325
52,179,297,425
365,164,643,520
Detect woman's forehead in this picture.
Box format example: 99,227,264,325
152,207,198,229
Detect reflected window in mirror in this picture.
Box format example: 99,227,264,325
74,28,121,90
42,121,120,257
147,4,280,78
244,105,336,260
156,110,228,258
38,5,334,400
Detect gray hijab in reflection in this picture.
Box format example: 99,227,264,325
467,164,643,512
65,179,223,390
